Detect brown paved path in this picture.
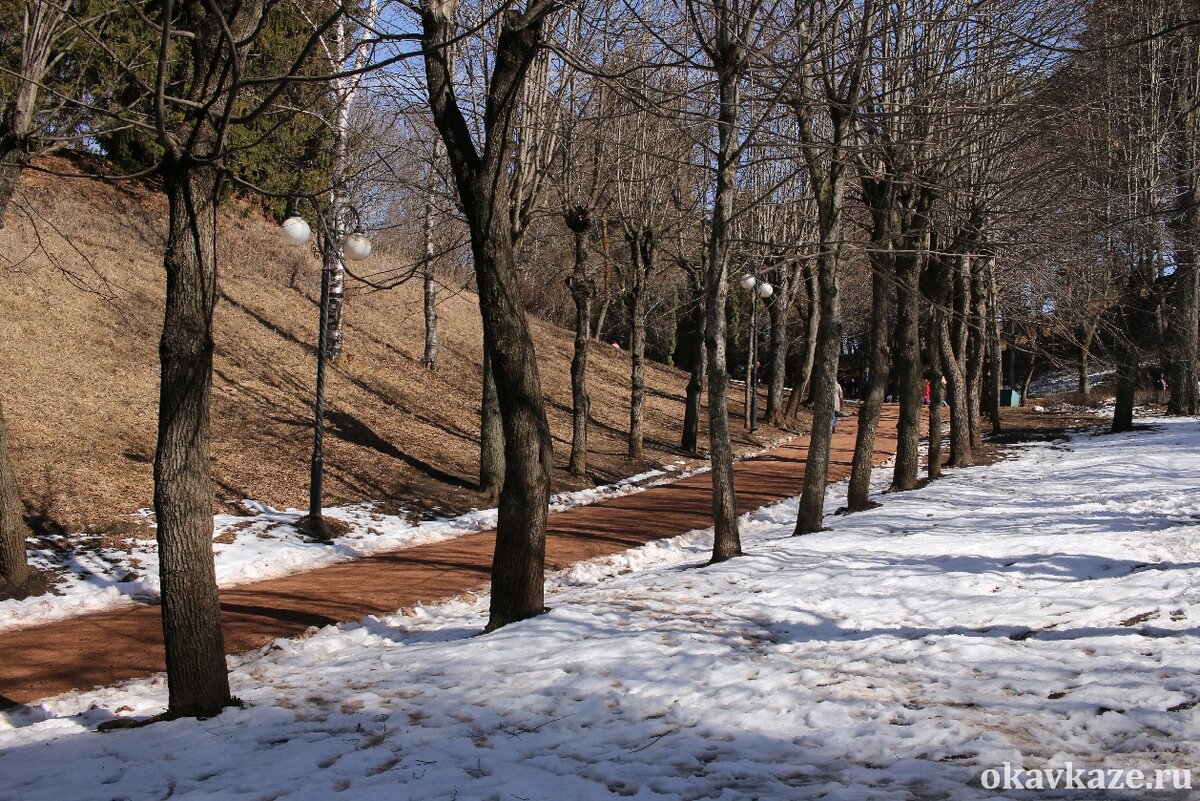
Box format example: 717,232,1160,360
0,406,899,705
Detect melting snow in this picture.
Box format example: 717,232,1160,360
2,419,1198,800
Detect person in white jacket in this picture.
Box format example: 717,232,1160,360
832,380,844,432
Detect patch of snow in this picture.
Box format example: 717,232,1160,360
1027,363,1115,397
2,418,1197,800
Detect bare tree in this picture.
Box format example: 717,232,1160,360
788,0,876,535
420,0,560,629
609,76,679,460
688,0,771,562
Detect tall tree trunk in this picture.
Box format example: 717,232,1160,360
626,230,651,460
1113,352,1139,432
154,161,232,718
1168,49,1198,414
681,270,706,454
937,299,973,466
422,4,555,630
892,248,924,490
0,397,36,597
593,291,610,342
787,260,820,417
1020,345,1037,406
0,151,36,594
706,58,742,563
928,310,944,481
325,203,348,363
1167,252,1199,415
744,288,756,430
794,170,845,534
986,257,1003,433
847,254,891,512
470,205,551,629
966,255,987,448
1112,265,1150,433
565,212,593,476
592,223,612,341
764,259,792,425
1078,325,1094,399
422,187,439,370
793,245,841,533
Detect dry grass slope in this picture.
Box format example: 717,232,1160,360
0,159,794,534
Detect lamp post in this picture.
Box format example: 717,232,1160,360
739,273,773,431
281,202,371,534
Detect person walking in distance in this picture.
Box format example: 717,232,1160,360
832,379,844,432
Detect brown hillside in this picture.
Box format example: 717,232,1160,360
0,159,795,534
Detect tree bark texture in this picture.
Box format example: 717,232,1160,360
0,149,40,600
847,249,892,512
785,260,820,418
891,247,924,490
681,268,706,454
565,208,593,475
932,272,973,466
1113,253,1159,433
1167,254,1199,415
927,307,944,481
0,397,34,596
705,58,743,563
966,255,987,448
764,258,793,425
986,259,1003,433
422,187,439,370
793,265,841,534
626,229,652,460
1078,326,1094,399
154,161,232,718
794,159,847,534
423,4,554,629
479,343,504,501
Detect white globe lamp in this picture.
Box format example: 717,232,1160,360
281,215,311,246
343,231,373,261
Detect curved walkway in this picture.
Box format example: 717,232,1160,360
1,406,899,705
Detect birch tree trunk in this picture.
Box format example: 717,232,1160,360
422,172,439,370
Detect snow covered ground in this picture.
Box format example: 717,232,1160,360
3,418,1199,800
1,459,714,633
1026,363,1116,398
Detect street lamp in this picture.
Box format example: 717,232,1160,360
280,203,372,536
740,273,773,431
